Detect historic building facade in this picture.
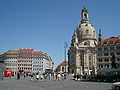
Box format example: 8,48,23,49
68,7,97,76
1,50,18,74
0,49,54,74
55,61,68,73
97,34,120,70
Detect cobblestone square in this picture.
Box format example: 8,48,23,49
0,76,112,90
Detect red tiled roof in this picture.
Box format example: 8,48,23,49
58,61,68,66
102,37,120,44
2,48,49,58
7,50,19,52
19,49,33,52
97,37,120,46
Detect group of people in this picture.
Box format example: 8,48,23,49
16,71,68,82
30,72,67,82
17,72,27,80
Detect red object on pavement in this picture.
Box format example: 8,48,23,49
4,69,12,77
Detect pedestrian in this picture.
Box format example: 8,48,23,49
17,72,20,80
23,72,26,78
40,74,43,81
49,73,51,81
30,73,33,81
44,74,47,81
57,73,61,81
61,73,65,80
55,73,58,80
36,73,39,82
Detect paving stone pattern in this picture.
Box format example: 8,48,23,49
0,76,112,90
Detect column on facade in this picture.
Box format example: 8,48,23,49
75,49,81,75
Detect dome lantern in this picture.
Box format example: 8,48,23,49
81,7,89,24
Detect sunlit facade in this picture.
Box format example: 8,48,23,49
97,36,120,70
68,7,97,76
0,49,54,74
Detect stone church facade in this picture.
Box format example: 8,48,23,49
68,7,97,76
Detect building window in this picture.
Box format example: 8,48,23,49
98,59,103,62
117,58,120,61
110,46,114,50
104,52,109,56
93,31,95,35
62,66,64,72
117,52,120,55
103,42,107,45
110,52,114,56
104,58,109,62
84,14,87,19
98,48,102,51
104,47,108,50
109,41,114,44
86,29,89,35
97,53,102,56
116,46,120,50
116,40,120,44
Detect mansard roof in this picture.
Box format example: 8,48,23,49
1,48,50,59
98,37,120,46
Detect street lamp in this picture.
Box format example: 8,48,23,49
64,42,68,79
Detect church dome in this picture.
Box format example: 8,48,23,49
76,7,96,41
77,23,96,40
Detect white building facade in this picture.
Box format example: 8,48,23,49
32,56,53,73
0,49,54,74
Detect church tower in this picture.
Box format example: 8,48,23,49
68,7,97,76
98,29,103,45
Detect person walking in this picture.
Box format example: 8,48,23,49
40,74,43,81
36,73,39,82
30,73,33,81
17,72,20,80
57,73,61,81
23,72,26,78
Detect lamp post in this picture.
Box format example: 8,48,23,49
64,42,68,79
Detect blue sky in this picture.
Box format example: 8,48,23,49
0,0,120,67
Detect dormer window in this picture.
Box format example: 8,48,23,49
104,47,108,50
103,42,107,45
116,40,120,44
109,41,114,44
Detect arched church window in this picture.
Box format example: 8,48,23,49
84,42,87,45
62,66,64,72
85,24,88,26
86,29,89,35
84,41,90,45
84,14,87,20
93,31,95,35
